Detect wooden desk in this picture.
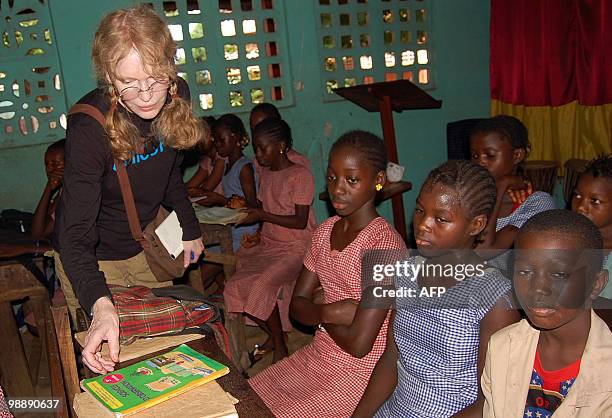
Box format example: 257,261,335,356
0,258,50,398
319,181,413,203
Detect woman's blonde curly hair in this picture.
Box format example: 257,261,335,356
92,5,209,160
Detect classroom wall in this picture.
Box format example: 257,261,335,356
1,0,492,229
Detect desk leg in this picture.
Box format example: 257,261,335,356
0,301,35,397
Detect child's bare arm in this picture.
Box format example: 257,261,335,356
290,268,325,326
31,181,59,240
353,310,399,417
239,163,258,207
186,166,208,194
201,157,224,192
238,204,310,229
452,294,520,418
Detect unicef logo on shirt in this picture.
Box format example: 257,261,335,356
112,142,165,171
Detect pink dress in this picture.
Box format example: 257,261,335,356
249,216,407,418
223,163,316,331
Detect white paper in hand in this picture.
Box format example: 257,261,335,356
154,210,184,259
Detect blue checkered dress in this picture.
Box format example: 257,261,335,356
375,257,512,418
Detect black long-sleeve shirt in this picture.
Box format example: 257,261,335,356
53,79,200,314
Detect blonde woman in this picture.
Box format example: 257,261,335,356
53,5,208,374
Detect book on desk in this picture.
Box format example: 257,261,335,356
80,344,233,417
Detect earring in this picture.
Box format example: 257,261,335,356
375,183,383,191
280,148,284,155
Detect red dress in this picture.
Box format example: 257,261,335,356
223,163,316,331
249,216,407,417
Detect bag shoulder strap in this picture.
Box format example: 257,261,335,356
68,104,146,245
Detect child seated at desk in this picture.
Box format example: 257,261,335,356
223,118,316,364
186,116,224,198
572,155,612,299
31,139,65,240
482,210,612,417
249,130,407,417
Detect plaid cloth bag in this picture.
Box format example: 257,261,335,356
108,285,220,345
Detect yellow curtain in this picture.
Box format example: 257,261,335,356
491,100,612,164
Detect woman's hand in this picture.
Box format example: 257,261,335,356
322,298,359,326
236,207,264,226
182,237,204,268
82,297,120,374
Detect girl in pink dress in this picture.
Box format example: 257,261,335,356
249,130,407,417
223,118,316,363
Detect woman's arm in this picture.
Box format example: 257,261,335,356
238,204,310,229
451,295,520,418
238,163,258,208
353,310,399,417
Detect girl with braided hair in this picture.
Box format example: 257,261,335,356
53,5,207,374
354,160,520,418
470,115,555,259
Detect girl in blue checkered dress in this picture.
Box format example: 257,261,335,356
469,116,556,262
354,161,521,418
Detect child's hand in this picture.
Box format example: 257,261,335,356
240,231,261,248
47,171,63,191
236,208,263,225
498,174,528,193
323,298,359,326
197,191,226,206
507,180,533,204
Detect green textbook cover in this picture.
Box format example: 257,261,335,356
81,344,230,417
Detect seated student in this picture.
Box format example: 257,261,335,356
224,118,316,364
354,160,520,418
482,209,612,417
31,139,65,240
470,116,555,259
186,116,224,197
249,102,311,171
572,155,612,299
195,114,258,251
249,131,407,417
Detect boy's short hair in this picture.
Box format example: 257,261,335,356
518,209,604,268
583,154,612,180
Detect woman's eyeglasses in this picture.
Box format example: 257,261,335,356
119,80,169,101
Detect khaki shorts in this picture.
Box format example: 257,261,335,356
54,251,171,324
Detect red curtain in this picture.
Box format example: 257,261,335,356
490,0,612,107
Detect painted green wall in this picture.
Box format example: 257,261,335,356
1,0,492,230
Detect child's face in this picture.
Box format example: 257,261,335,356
213,126,239,158
45,148,64,179
326,146,381,217
413,183,485,256
572,174,612,232
470,132,523,180
514,231,606,331
253,134,281,168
